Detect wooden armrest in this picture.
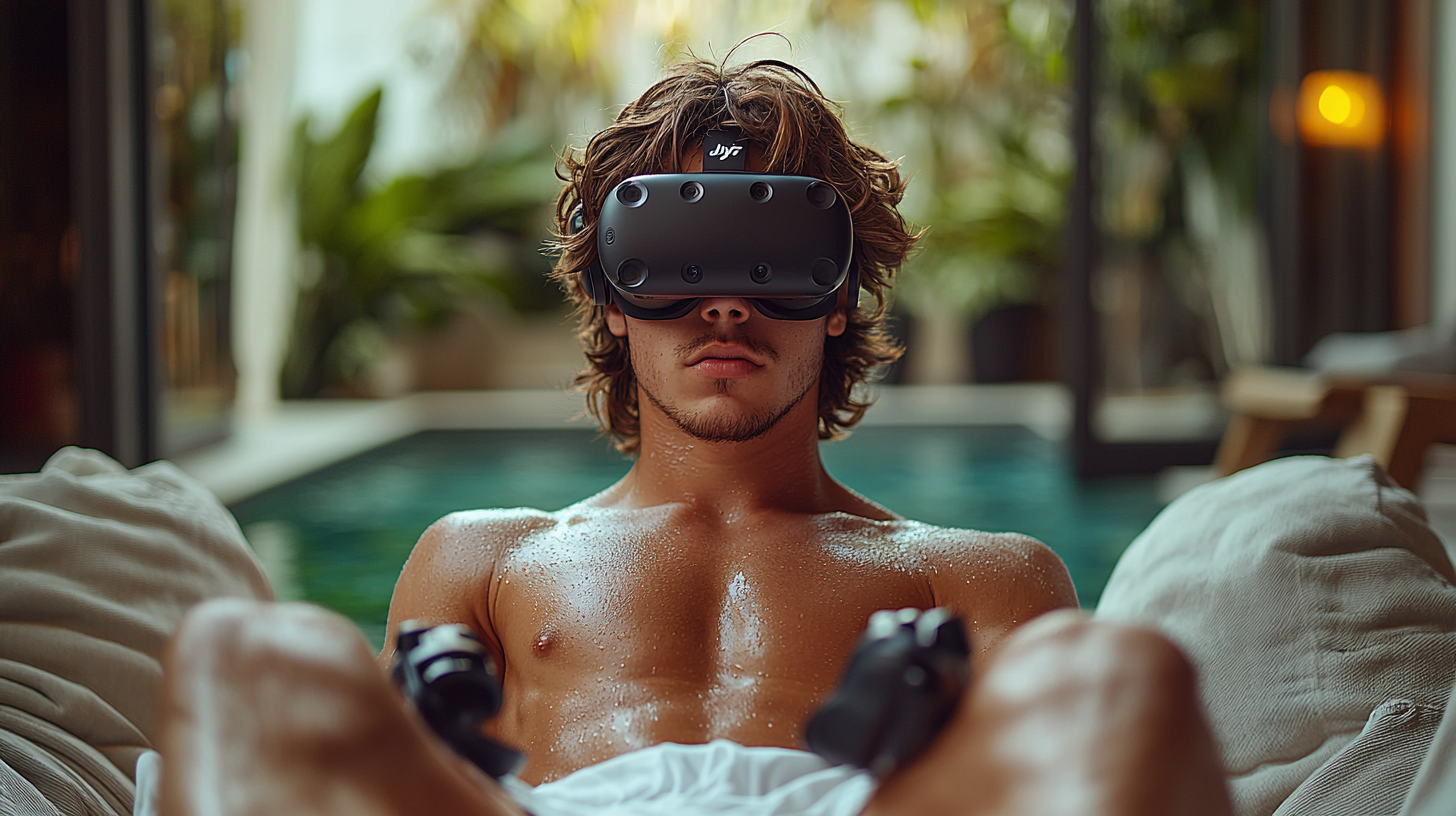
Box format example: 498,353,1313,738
1221,366,1363,422
1219,366,1456,489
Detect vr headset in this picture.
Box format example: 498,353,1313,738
573,128,856,321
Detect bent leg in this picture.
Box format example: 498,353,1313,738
157,599,526,816
864,611,1231,816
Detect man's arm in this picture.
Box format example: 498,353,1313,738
378,510,542,671
924,531,1079,663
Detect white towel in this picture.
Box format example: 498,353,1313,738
132,741,872,816
505,741,873,816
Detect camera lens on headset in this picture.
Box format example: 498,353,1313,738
617,181,647,207
618,259,648,287
806,181,837,209
749,181,773,202
751,263,772,283
681,181,704,202
812,258,839,286
682,264,703,284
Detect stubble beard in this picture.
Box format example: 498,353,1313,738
635,339,822,444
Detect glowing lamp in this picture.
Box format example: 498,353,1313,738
1296,71,1385,148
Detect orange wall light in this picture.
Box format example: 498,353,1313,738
1297,70,1385,149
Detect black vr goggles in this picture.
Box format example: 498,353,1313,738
573,128,856,321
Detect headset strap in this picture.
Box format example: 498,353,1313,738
702,127,747,171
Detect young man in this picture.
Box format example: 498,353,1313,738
381,54,1078,784
157,57,1231,816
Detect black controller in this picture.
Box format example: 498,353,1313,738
390,621,525,779
804,607,971,776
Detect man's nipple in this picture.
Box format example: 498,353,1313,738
533,628,558,658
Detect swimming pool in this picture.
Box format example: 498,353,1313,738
230,426,1165,648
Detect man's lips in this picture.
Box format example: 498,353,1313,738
686,343,766,378
691,358,760,378
685,343,767,366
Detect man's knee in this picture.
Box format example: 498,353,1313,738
866,615,1226,816
951,613,1229,815
164,599,396,750
983,611,1201,717
171,599,374,673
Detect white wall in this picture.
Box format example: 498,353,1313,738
231,0,299,419
292,0,476,178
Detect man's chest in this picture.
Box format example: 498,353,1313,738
485,517,933,686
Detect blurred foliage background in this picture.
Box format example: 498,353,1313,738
285,90,559,397
1096,0,1264,392
282,0,1262,395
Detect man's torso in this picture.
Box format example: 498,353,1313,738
475,503,971,782
389,501,1073,784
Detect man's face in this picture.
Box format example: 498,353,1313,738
600,141,848,444
606,298,847,443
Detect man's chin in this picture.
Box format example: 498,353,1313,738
675,414,782,444
641,371,815,445
655,396,791,444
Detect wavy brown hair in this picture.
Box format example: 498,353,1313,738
549,49,919,453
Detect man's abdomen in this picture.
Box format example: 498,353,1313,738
493,668,830,783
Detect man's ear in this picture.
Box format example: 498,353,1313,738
606,304,629,337
826,308,847,337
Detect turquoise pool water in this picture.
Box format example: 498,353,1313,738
230,427,1166,647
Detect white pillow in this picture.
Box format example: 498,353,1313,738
0,448,273,816
1273,699,1444,816
1095,455,1456,816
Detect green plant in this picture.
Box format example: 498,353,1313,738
1096,0,1263,386
1099,0,1260,239
815,0,1074,323
283,88,560,398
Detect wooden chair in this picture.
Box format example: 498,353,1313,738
1215,366,1456,490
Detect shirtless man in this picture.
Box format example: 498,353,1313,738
157,56,1231,816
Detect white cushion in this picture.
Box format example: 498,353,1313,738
0,755,63,816
1403,662,1456,815
1273,699,1444,816
1095,455,1456,816
0,448,272,816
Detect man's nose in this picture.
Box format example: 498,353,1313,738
698,297,752,325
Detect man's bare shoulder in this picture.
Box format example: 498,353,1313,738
821,514,1058,565
418,507,562,553
867,518,1079,654
381,507,560,665
884,520,1066,577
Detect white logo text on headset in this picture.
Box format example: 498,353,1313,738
708,143,743,160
